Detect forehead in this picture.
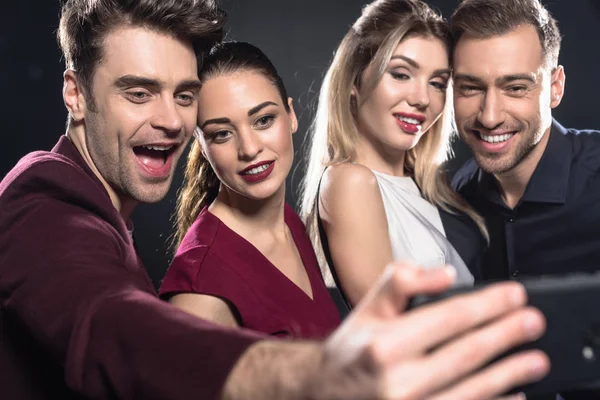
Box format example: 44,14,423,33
391,35,449,68
453,25,544,80
96,26,198,84
198,71,281,119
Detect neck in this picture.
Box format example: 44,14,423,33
494,125,552,209
66,123,137,220
209,184,287,235
355,134,407,176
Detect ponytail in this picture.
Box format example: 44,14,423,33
171,139,220,251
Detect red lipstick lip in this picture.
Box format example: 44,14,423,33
394,112,426,123
240,160,274,174
239,161,275,183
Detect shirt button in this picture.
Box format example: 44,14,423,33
508,217,515,223
511,270,519,277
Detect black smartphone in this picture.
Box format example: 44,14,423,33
408,274,600,397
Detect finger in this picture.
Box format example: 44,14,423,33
418,307,545,394
494,394,526,400
356,261,456,318
386,281,528,356
427,350,549,400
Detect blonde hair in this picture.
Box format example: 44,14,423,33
300,0,488,284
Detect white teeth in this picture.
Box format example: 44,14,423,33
143,145,173,151
396,116,422,125
243,163,270,175
479,133,514,144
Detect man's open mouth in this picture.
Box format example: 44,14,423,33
133,145,176,169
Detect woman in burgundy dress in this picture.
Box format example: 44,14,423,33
159,42,340,339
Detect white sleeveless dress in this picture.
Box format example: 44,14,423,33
372,170,474,286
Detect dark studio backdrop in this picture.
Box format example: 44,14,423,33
2,0,599,288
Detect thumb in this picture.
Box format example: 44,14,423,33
354,261,457,319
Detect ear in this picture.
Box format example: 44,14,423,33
550,65,565,109
287,97,298,135
63,69,88,121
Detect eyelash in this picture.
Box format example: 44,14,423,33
126,91,150,103
255,114,275,129
209,130,232,143
207,114,276,144
389,72,447,90
124,90,195,106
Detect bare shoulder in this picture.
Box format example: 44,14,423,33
320,163,383,219
321,163,379,200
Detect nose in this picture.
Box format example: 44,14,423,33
478,90,506,130
151,96,184,136
237,128,263,161
407,80,431,110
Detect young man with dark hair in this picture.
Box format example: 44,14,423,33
451,0,600,397
0,0,550,398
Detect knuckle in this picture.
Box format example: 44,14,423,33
362,340,389,367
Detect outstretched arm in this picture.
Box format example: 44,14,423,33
223,262,549,400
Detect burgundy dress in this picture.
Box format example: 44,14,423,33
160,204,341,339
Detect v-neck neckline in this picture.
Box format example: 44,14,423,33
205,205,318,303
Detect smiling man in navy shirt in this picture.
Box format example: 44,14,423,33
451,3,600,397
452,0,600,283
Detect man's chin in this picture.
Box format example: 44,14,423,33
474,153,518,176
129,181,172,204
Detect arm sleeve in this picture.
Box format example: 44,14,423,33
0,200,264,400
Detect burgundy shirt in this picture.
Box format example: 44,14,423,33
160,205,341,339
0,136,263,399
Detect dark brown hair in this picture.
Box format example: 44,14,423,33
57,0,226,108
451,0,561,68
172,42,291,249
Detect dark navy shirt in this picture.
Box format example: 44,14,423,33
453,120,600,399
453,120,600,281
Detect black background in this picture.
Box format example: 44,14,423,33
2,0,599,287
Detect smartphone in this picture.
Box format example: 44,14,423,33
408,274,600,396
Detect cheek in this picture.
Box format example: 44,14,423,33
429,91,446,118
265,127,294,160
205,146,235,178
181,107,198,132
453,97,479,123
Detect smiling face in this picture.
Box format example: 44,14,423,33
74,26,200,206
453,24,565,175
196,70,297,202
354,35,450,159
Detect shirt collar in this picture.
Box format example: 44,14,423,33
477,119,572,206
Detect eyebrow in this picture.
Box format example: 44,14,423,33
176,79,202,93
114,75,161,90
452,73,486,85
248,101,277,117
114,75,201,92
390,55,451,77
201,117,231,130
453,73,537,86
496,73,537,86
